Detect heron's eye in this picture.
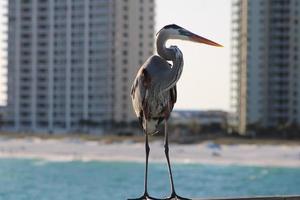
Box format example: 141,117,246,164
178,29,193,37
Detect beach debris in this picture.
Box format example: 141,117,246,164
206,141,222,150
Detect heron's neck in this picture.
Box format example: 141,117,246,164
156,32,184,91
156,33,175,61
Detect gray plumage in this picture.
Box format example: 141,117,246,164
131,26,183,135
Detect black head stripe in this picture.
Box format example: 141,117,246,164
156,24,182,36
163,24,182,30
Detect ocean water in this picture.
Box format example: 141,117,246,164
0,159,299,200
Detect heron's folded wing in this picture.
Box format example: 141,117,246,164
142,55,175,93
131,75,146,116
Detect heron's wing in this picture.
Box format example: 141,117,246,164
131,66,152,121
170,85,177,104
131,74,144,115
143,55,175,93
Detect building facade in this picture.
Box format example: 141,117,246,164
112,0,155,123
231,0,300,134
6,0,155,133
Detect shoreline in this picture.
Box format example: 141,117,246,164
0,137,299,168
1,154,300,169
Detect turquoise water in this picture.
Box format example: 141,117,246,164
0,159,299,199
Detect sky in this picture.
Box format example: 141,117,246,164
0,0,231,111
156,0,231,111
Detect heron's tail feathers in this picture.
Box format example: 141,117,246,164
143,119,159,135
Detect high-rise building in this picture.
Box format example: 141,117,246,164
112,0,155,123
231,0,300,134
6,0,155,133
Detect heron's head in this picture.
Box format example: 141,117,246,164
156,24,223,47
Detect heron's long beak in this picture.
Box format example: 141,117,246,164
179,28,223,47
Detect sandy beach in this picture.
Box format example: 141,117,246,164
0,136,299,167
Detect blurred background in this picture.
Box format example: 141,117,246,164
0,0,300,138
0,0,299,200
0,0,231,135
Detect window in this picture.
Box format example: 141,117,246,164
22,0,31,4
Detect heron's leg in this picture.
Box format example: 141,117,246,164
143,132,150,197
164,120,191,200
128,125,151,200
164,120,176,196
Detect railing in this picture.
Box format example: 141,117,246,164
194,196,300,200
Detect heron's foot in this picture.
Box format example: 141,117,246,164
164,192,192,200
128,192,161,200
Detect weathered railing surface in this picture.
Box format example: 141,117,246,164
194,196,300,200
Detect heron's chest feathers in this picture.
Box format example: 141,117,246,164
131,55,177,120
144,90,172,116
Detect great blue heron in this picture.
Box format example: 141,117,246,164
130,24,222,200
